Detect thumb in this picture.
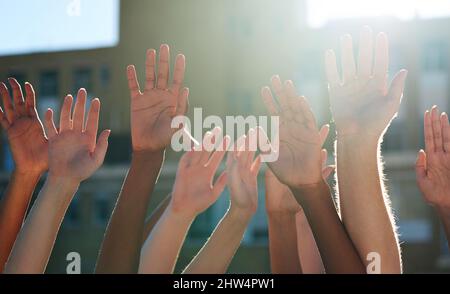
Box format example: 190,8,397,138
388,69,408,107
93,129,111,165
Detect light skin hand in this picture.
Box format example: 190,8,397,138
265,145,334,214
261,76,365,273
416,106,450,210
261,76,327,188
44,89,110,183
182,132,262,274
0,79,48,174
127,44,189,152
325,26,408,138
139,130,229,273
0,79,48,272
4,90,109,273
170,129,230,219
226,129,261,217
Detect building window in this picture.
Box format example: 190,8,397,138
73,68,93,94
39,70,60,117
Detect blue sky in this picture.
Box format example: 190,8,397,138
0,0,120,56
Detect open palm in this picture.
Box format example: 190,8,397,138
261,76,329,187
44,89,110,182
226,130,261,213
0,79,48,174
325,27,408,137
127,45,189,151
416,107,450,210
171,130,229,218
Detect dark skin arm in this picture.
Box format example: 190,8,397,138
0,79,48,272
95,45,189,273
261,76,365,274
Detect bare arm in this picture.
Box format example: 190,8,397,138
265,148,331,274
5,90,109,273
142,194,171,242
183,132,261,274
139,131,228,273
96,45,188,273
0,80,48,271
261,76,365,273
295,210,325,274
325,27,407,273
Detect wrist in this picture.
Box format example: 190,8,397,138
336,131,380,146
167,200,197,223
12,167,45,178
289,180,330,203
132,149,165,163
46,174,81,190
228,205,255,223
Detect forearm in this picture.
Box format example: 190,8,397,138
142,193,171,243
336,135,401,273
0,170,41,271
183,207,252,274
96,150,164,273
291,181,365,273
4,177,78,274
139,207,193,273
295,211,324,274
437,207,450,249
267,212,302,274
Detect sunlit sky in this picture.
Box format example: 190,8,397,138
0,0,119,56
306,0,450,27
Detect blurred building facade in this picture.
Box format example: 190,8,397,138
0,0,449,273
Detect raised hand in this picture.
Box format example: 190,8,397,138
325,26,408,138
265,149,334,214
416,106,450,210
127,44,189,152
261,76,329,188
0,79,48,174
226,129,261,216
44,89,110,183
170,128,230,219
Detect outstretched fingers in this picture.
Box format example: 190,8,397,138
431,106,443,152
325,50,341,88
340,34,356,83
156,44,170,90
415,149,427,182
261,86,278,116
424,110,434,154
8,78,27,117
441,112,450,153
145,49,156,91
60,95,74,132
0,83,15,124
73,89,87,132
357,26,374,79
93,129,111,166
127,65,142,99
85,98,101,140
44,108,58,139
170,54,186,95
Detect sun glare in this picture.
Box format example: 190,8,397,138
306,0,450,28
